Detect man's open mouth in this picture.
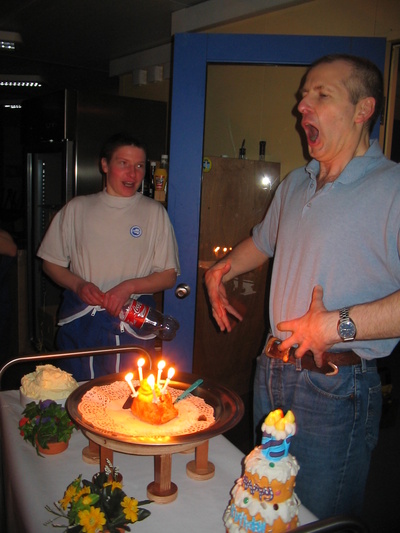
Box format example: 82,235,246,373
303,123,319,143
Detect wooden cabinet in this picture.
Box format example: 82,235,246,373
193,157,280,396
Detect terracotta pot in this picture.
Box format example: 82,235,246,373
36,438,69,455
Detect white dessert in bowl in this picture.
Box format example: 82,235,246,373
20,364,78,407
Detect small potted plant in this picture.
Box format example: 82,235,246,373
45,461,151,532
18,399,76,456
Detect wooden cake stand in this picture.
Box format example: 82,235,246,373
66,372,244,504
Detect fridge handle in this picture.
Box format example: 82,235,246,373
64,139,75,201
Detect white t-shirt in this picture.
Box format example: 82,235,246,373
37,189,180,295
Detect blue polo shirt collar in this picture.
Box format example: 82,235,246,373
305,139,381,185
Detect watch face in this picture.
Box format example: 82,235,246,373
339,320,356,340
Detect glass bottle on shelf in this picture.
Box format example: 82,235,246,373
259,141,266,161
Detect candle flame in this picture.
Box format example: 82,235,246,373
137,358,145,367
147,374,155,389
157,360,166,386
124,372,137,396
160,367,175,394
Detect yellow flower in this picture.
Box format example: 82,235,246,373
78,507,106,533
81,494,94,506
76,486,91,501
104,480,123,491
121,496,138,522
59,485,78,510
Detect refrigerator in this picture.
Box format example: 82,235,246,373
22,90,167,351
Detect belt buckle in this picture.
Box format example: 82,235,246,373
266,337,302,371
266,336,339,376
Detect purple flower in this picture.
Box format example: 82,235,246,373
39,399,57,410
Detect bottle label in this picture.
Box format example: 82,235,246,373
125,300,149,329
154,169,167,190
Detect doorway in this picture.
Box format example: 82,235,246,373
163,33,386,371
385,42,400,162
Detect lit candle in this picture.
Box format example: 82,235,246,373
161,367,175,394
137,358,145,381
147,374,158,403
124,373,138,397
157,360,166,386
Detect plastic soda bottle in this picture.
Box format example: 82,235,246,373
119,298,179,340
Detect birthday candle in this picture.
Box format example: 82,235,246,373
137,358,145,382
160,367,175,394
157,360,166,386
147,374,158,403
124,373,138,397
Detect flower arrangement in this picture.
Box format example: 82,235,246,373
18,399,76,456
45,461,151,532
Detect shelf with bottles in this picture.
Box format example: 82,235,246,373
140,155,168,204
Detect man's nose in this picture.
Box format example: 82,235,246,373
298,95,311,115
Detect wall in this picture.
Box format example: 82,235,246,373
208,0,400,40
119,0,400,178
204,64,306,179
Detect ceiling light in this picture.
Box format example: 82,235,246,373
0,74,45,88
0,31,23,51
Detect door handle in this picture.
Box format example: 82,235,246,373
175,283,191,299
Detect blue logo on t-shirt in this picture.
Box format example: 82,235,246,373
130,226,142,238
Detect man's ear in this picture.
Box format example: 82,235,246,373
100,157,108,174
355,97,375,124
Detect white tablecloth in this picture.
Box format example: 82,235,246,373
0,389,317,532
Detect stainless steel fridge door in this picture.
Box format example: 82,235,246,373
26,143,71,350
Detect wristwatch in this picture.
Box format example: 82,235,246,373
337,307,357,342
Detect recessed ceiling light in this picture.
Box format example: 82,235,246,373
0,31,23,51
0,75,45,88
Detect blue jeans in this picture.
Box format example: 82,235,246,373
253,353,382,519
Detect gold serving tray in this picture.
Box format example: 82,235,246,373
66,371,244,447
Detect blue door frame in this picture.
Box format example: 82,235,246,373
163,33,386,370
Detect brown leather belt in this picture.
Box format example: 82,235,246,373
265,336,361,376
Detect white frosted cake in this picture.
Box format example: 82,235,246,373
20,364,78,406
224,409,300,533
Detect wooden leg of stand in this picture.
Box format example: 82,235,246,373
82,438,100,465
147,454,178,503
186,440,215,480
99,446,113,471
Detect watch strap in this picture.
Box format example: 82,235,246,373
339,307,350,322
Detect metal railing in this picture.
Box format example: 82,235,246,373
0,345,152,389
